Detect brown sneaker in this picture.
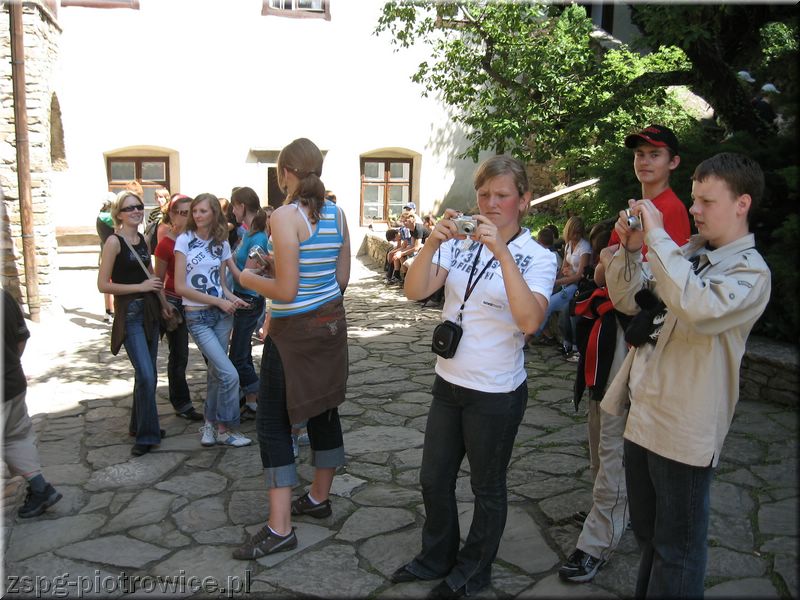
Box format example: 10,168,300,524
232,526,297,560
290,492,332,518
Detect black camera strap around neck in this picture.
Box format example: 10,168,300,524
456,228,522,324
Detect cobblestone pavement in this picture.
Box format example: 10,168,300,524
3,251,797,599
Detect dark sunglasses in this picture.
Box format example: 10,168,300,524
171,209,189,216
119,204,145,213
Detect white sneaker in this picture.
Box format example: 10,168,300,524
217,430,252,447
199,423,217,447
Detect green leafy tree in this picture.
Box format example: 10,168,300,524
376,1,694,170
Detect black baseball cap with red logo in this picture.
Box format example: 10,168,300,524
624,125,679,155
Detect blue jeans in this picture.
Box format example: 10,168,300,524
164,296,192,414
535,283,578,337
624,439,714,599
229,293,264,397
185,307,240,428
122,298,161,445
407,376,527,594
256,336,345,489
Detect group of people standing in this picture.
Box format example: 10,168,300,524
87,128,770,600
95,138,352,561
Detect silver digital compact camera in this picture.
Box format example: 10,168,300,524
453,216,478,235
625,208,642,231
247,246,270,268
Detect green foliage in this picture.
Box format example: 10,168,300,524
376,1,695,167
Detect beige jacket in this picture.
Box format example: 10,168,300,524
600,230,771,467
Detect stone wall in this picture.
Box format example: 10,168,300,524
359,232,798,408
0,2,60,309
740,336,799,407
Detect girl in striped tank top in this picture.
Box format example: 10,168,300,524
234,138,351,559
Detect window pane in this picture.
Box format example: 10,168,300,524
388,185,409,218
110,161,135,181
142,161,166,181
298,0,322,9
363,161,384,181
141,187,157,209
389,162,410,181
363,185,384,220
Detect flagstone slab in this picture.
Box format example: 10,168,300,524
228,490,269,525
706,547,767,578
358,528,421,577
85,452,186,490
5,552,124,597
344,426,424,455
261,543,383,598
351,483,422,508
173,496,229,534
705,577,778,598
86,444,135,469
6,514,106,561
337,506,415,542
758,497,798,535
517,573,617,598
102,489,177,533
216,446,263,479
330,473,368,498
129,522,191,548
155,471,229,499
55,534,169,568
150,545,256,595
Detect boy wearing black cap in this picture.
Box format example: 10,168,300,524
559,125,690,584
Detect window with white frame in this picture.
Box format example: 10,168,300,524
262,0,330,20
360,158,412,226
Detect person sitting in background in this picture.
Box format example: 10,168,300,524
386,221,411,284
532,216,591,358
398,212,430,283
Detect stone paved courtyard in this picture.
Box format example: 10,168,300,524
2,251,797,598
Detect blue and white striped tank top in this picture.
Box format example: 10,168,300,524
271,199,344,318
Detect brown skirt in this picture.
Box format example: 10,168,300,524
268,297,348,424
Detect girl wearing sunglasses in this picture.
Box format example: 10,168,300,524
97,191,174,456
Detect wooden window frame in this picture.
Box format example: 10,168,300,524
262,0,330,20
61,0,140,8
359,157,413,227
106,156,170,210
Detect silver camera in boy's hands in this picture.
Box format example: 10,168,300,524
453,216,478,235
247,246,270,268
625,208,642,230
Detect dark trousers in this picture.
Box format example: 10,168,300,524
408,375,527,594
624,439,714,599
229,293,265,398
164,296,191,414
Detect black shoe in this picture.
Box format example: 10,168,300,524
290,492,332,518
426,580,466,600
558,549,605,583
390,566,422,584
240,405,257,421
131,444,151,456
18,484,62,518
176,407,204,421
232,526,297,560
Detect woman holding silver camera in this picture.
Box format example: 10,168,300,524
227,187,271,418
397,155,557,598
